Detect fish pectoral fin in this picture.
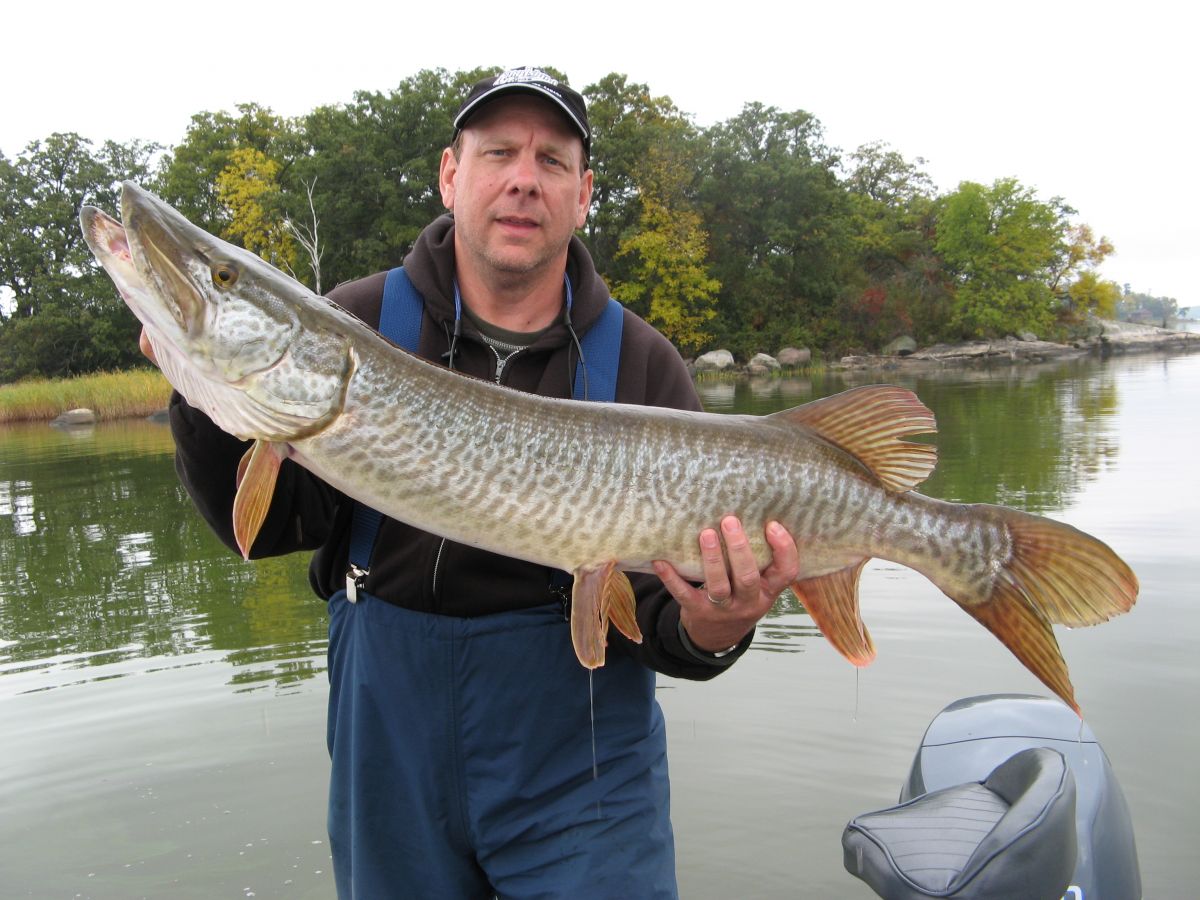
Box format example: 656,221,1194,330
769,385,937,493
792,559,875,665
570,562,641,669
232,439,284,560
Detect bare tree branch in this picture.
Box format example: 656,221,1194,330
284,177,323,294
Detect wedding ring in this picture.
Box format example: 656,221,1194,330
706,591,730,607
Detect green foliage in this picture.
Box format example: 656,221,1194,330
696,104,853,356
156,103,297,234
935,179,1069,337
1117,288,1177,324
581,74,695,284
2,69,1140,379
292,68,493,289
0,133,159,381
839,142,954,349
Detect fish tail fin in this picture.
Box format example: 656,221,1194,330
947,506,1138,716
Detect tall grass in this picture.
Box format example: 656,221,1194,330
0,369,172,424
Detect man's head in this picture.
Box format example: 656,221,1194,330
452,67,591,168
440,68,594,288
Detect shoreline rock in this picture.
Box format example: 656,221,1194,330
688,322,1199,378
50,408,97,427
836,321,1200,371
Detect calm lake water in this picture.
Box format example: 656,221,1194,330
2,347,1198,898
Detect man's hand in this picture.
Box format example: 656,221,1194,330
139,327,159,366
654,517,799,654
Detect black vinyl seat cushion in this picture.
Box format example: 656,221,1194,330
842,747,1077,899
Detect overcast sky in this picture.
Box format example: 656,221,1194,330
3,0,1194,307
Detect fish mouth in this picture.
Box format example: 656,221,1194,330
118,181,209,335
80,204,158,322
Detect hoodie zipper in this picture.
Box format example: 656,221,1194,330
429,336,528,602
430,342,524,600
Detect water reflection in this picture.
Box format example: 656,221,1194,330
0,420,326,694
695,360,1121,514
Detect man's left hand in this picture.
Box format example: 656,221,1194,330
654,517,800,654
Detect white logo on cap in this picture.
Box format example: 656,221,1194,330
495,66,559,88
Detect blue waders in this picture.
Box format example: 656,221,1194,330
326,269,678,899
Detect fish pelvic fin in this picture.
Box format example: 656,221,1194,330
232,439,285,560
770,385,937,493
792,559,875,666
570,561,643,669
949,506,1139,716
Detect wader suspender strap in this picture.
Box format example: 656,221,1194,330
345,266,624,602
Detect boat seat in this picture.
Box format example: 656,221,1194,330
842,747,1077,899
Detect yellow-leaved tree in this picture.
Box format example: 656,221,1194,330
611,146,719,355
215,147,297,273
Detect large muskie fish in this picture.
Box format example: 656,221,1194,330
81,183,1137,713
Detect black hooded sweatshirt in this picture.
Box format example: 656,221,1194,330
168,216,749,679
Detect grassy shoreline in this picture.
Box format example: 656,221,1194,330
0,369,172,424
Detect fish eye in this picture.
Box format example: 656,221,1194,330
212,264,238,288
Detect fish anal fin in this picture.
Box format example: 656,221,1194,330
770,385,937,493
792,559,875,666
570,561,642,669
603,570,642,645
232,439,284,560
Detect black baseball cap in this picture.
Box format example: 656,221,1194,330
453,67,591,160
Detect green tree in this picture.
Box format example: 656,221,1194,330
696,104,852,355
0,134,159,381
1046,223,1117,321
157,103,298,235
293,68,493,289
840,142,950,348
581,74,695,283
1048,223,1114,293
934,178,1068,338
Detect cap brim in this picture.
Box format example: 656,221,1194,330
453,83,590,149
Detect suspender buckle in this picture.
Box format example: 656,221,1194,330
346,564,368,604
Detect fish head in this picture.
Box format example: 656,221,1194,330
81,182,354,442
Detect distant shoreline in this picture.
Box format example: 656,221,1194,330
833,320,1200,372
689,320,1200,378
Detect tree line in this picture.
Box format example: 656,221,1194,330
0,66,1176,382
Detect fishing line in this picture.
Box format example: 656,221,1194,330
443,279,466,369
588,669,603,820
561,274,590,401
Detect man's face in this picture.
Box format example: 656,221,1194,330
439,95,593,283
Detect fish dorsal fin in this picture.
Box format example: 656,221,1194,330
770,385,937,492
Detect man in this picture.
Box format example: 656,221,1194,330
155,67,799,898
